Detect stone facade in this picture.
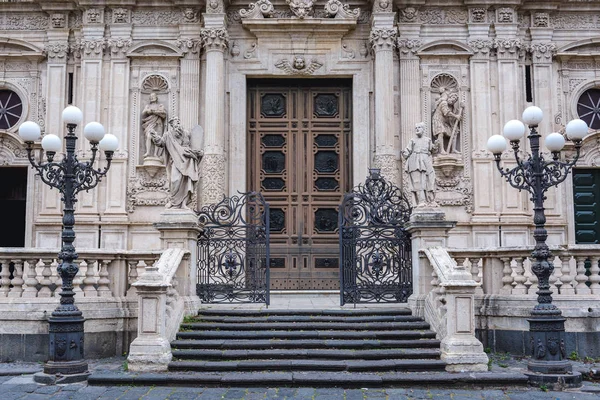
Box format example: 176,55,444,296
0,1,597,257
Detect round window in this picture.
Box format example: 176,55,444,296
0,89,24,130
577,88,600,130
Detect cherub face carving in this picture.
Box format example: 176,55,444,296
87,9,100,23
51,14,66,28
183,8,197,22
401,7,417,22
497,8,513,23
470,8,485,23
293,56,306,70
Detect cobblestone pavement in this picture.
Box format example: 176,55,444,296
1,375,600,400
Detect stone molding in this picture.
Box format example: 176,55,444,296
397,38,421,56
44,42,69,61
369,28,397,52
529,42,557,63
201,28,229,52
239,0,275,19
324,0,360,20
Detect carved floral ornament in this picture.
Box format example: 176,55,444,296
177,38,202,54
200,28,229,51
369,29,397,51
324,0,360,20
239,0,359,20
107,38,132,55
529,42,556,61
397,38,421,55
44,42,69,59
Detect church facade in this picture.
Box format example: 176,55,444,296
1,0,600,359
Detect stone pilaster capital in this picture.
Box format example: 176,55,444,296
177,38,202,55
397,38,421,57
494,38,523,59
76,38,106,59
44,41,70,62
369,28,397,52
201,28,229,52
107,37,132,57
467,39,494,57
529,42,557,63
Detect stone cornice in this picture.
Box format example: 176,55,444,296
201,28,229,52
369,28,396,52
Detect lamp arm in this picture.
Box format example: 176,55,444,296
73,156,113,195
494,157,534,195
541,145,581,190
25,144,65,191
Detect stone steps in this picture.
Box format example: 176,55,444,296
170,338,442,350
180,321,431,331
176,329,437,340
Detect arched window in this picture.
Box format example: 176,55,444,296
576,88,600,130
0,89,23,130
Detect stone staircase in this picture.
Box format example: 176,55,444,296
168,308,446,375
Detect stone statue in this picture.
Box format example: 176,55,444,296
142,92,167,160
151,117,203,209
432,88,463,154
402,122,437,206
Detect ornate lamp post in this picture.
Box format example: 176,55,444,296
487,106,588,387
18,106,118,382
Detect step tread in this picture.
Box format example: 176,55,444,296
176,330,437,340
172,348,441,360
170,338,442,350
196,309,412,317
192,315,422,323
180,321,430,331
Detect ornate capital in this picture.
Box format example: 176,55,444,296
201,28,229,52
76,39,106,58
44,42,69,61
529,42,557,63
468,39,494,55
107,38,132,57
369,28,397,52
240,0,274,19
494,38,523,58
177,38,202,55
397,38,421,56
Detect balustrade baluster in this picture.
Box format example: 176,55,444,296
126,260,140,298
500,257,513,294
38,258,54,297
558,255,574,295
575,256,591,295
8,259,24,298
589,256,600,294
513,257,527,294
97,259,112,298
22,259,40,298
454,257,465,269
469,257,483,295
83,259,98,297
0,258,11,297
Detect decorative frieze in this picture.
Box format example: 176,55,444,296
496,8,514,23
85,9,103,24
107,38,132,57
275,57,323,75
50,13,67,29
369,29,397,52
44,42,69,61
240,0,274,19
533,13,549,28
112,8,131,24
324,0,360,20
177,38,202,55
201,28,229,52
399,7,418,23
0,13,49,30
132,10,183,25
529,42,557,63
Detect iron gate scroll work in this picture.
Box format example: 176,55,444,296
339,169,413,305
197,192,270,305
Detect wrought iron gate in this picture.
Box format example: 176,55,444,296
197,192,270,305
339,169,413,305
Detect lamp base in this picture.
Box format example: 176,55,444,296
34,369,90,385
525,371,582,390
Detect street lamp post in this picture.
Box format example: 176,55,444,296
18,106,118,382
487,106,588,387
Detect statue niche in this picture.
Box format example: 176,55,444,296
140,74,169,176
430,73,464,179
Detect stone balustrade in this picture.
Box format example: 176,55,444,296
0,247,161,300
446,245,600,297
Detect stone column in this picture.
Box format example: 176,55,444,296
177,12,202,131
397,38,422,145
200,27,229,206
370,27,397,184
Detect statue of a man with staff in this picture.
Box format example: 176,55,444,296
432,89,463,154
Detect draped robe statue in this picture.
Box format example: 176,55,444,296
142,92,167,159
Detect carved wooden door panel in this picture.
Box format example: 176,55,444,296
248,79,352,290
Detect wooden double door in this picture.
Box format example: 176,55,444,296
247,79,352,290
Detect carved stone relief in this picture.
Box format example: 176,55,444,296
112,8,131,24
127,168,169,212
324,0,360,20
201,28,230,52
287,0,314,19
182,8,200,23
201,153,226,206
469,8,486,23
132,10,183,25
1,13,49,30
496,8,514,23
430,73,463,155
44,42,69,61
529,42,556,62
207,0,225,14
533,13,549,28
399,7,418,23
275,58,323,75
107,38,132,57
240,0,274,19
50,13,66,29
85,9,103,24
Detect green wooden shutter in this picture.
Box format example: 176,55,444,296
573,169,600,244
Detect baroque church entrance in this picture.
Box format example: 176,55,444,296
247,79,352,290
